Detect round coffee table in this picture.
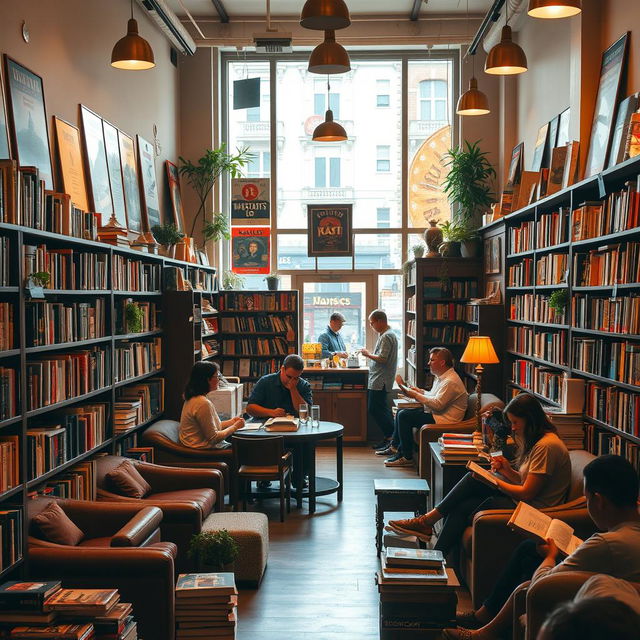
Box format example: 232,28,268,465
237,420,343,513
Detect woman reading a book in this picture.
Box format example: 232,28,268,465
388,393,571,555
179,361,245,450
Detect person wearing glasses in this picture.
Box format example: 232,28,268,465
318,312,349,359
179,361,245,450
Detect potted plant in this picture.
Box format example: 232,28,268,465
411,243,426,259
179,145,253,248
151,223,185,258
548,289,568,320
442,140,496,257
26,271,50,289
457,225,480,258
222,271,245,291
438,220,463,257
264,272,280,291
187,530,239,572
125,302,144,334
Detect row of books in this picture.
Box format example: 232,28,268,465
25,300,107,347
0,511,22,572
0,436,18,494
24,245,109,291
507,258,533,287
537,209,569,248
38,459,97,501
0,236,9,286
572,294,640,335
219,314,295,334
424,325,470,344
508,327,568,365
423,279,478,298
0,303,14,351
221,357,285,379
113,339,162,383
572,242,640,287
220,337,291,356
191,269,216,292
202,317,218,335
406,319,416,338
508,293,566,325
114,378,164,434
115,299,159,335
111,255,161,293
423,303,467,321
202,339,219,359
585,381,639,437
0,367,17,420
218,291,296,311
406,295,415,312
572,338,640,386
511,360,564,405
509,219,535,254
535,252,567,286
586,425,640,473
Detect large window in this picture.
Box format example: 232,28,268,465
419,79,448,121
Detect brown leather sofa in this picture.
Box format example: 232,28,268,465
95,455,223,570
27,498,177,640
417,393,505,482
460,449,597,608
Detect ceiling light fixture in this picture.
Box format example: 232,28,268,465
458,1,490,116
312,78,348,142
528,0,581,19
111,0,155,70
485,2,527,75
308,30,351,74
300,0,351,31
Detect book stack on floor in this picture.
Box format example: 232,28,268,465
175,573,238,640
437,433,479,460
0,581,137,639
379,548,447,585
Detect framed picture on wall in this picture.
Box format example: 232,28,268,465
53,117,89,212
4,56,53,189
607,93,640,168
483,236,501,275
118,130,143,234
307,204,353,257
102,120,129,231
506,143,524,187
584,32,629,178
531,123,549,172
137,135,162,230
165,160,185,232
0,62,11,159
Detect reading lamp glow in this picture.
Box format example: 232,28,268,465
457,77,490,116
312,77,348,142
460,336,500,440
485,25,528,75
111,0,155,70
528,0,581,19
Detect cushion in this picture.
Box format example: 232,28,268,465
32,501,84,546
106,460,151,498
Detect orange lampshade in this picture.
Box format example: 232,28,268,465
528,0,581,19
460,336,499,364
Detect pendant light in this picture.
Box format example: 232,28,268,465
528,0,581,19
111,0,155,70
308,30,351,74
312,78,347,142
457,3,490,116
300,0,351,31
485,2,527,75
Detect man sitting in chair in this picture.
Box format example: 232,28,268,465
381,347,468,467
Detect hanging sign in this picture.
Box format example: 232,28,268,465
307,204,353,257
231,178,270,225
231,226,270,274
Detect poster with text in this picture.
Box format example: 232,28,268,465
231,227,270,274
231,178,270,225
307,204,353,257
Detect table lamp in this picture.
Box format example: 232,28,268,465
460,336,500,444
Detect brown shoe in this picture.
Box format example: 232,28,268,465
386,516,434,541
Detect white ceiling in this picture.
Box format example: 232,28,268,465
166,0,492,19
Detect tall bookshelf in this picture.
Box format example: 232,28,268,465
217,290,299,398
0,220,217,580
486,154,640,470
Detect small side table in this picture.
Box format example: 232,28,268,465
373,478,430,555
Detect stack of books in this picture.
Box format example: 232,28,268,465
545,408,585,449
0,581,137,639
175,573,238,640
379,547,447,585
437,433,479,460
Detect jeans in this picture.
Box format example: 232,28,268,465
434,472,515,555
392,408,435,459
368,387,394,438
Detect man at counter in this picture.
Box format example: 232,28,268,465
361,309,398,450
318,312,349,359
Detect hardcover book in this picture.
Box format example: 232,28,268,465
44,588,119,615
176,573,237,597
8,623,93,640
0,581,61,609
384,547,444,569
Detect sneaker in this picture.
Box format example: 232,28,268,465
386,516,434,541
375,445,397,456
384,456,414,468
371,438,391,450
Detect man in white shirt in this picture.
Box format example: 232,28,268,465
383,347,468,467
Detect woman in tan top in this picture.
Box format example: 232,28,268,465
179,361,244,449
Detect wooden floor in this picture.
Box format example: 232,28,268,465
236,446,468,639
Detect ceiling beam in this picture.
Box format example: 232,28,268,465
210,0,229,23
410,0,423,21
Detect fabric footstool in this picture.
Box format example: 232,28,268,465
201,512,269,587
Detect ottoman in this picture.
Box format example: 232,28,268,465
201,512,269,587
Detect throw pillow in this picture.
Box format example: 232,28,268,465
106,460,151,498
33,501,84,546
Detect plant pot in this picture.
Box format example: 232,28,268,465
265,277,279,291
424,220,443,257
439,241,461,257
461,239,480,258
158,244,176,259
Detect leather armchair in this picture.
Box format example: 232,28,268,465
461,449,597,608
417,393,504,482
27,498,177,640
95,455,223,570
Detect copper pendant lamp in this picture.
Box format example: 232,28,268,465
308,30,351,74
312,78,347,141
528,0,581,19
111,0,155,70
485,25,527,75
457,77,490,116
300,0,351,31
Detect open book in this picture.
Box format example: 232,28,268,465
507,501,583,556
264,416,299,432
466,460,498,487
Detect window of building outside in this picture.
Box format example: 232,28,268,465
223,54,456,365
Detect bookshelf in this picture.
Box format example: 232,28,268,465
485,154,640,469
0,220,217,579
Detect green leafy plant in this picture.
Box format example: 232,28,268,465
188,530,239,570
548,289,568,315
222,271,245,291
125,302,144,334
28,272,50,288
151,223,184,247
178,145,254,242
411,243,426,258
442,140,496,227
438,220,465,242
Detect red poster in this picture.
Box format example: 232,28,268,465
231,227,270,274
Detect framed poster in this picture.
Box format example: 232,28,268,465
137,135,161,229
557,107,571,147
165,160,185,232
545,114,560,166
584,33,629,178
53,117,89,212
118,130,143,234
531,123,549,173
483,236,501,275
0,63,10,159
607,93,640,168
506,142,524,187
80,105,113,220
307,204,353,257
231,177,270,226
102,120,128,230
231,227,270,274
4,56,53,189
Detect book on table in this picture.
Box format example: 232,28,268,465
43,588,119,615
384,547,444,569
176,573,237,598
507,501,583,556
0,581,61,609
379,558,449,584
466,460,498,487
263,416,299,432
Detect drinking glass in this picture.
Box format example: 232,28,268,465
299,403,309,425
311,404,320,427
